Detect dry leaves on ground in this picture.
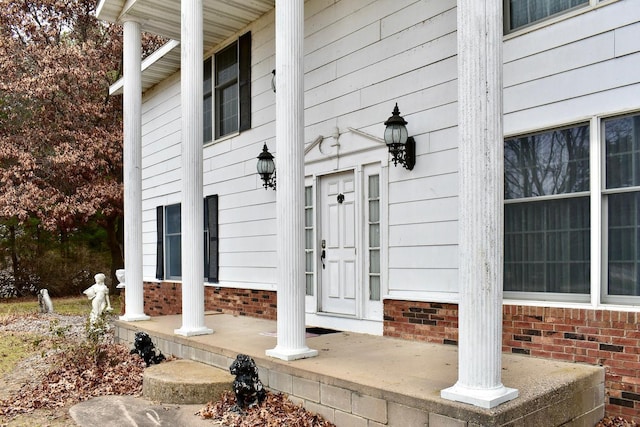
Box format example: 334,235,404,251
198,391,336,427
0,342,145,420
597,417,637,427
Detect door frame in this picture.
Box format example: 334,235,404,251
305,162,386,326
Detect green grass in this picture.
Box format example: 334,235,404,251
0,295,122,316
0,332,35,376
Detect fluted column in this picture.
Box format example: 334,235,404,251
174,0,212,336
440,0,518,408
120,19,149,322
266,0,317,361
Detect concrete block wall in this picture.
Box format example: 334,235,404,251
114,321,603,427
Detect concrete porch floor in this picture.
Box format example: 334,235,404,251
114,313,604,426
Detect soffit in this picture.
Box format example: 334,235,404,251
98,0,274,95
97,0,274,51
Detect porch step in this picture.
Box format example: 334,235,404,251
143,359,234,404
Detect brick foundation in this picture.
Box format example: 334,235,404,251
384,300,640,423
140,281,277,320
124,282,638,422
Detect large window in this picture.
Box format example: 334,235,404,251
504,124,591,295
505,113,640,302
604,114,640,297
156,195,219,282
206,32,251,141
504,0,588,33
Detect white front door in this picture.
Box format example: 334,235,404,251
319,171,358,316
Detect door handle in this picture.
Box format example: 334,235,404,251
321,239,326,269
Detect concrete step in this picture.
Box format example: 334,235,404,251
143,359,234,404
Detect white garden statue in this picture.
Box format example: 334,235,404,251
83,273,113,324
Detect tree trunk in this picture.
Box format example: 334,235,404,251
105,215,124,292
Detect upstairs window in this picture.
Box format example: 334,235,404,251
209,32,251,140
504,0,589,33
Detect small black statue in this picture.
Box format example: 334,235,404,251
229,354,266,410
130,331,166,366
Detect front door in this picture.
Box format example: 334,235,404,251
319,171,357,316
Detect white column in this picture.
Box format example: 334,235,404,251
266,0,317,361
174,0,212,336
120,19,149,322
440,0,518,408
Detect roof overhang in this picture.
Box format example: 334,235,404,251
97,0,273,50
98,0,274,95
110,39,181,95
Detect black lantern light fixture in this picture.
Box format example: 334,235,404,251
257,143,276,190
383,103,415,170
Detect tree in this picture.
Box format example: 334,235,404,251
0,0,164,294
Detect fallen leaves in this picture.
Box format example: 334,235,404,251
0,341,145,421
199,391,336,427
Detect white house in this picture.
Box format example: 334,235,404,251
98,0,640,418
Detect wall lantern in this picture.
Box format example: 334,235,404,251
257,143,276,190
383,103,415,170
271,69,276,93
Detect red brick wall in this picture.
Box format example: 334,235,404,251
384,300,640,423
138,281,277,320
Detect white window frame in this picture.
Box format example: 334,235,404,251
504,110,640,308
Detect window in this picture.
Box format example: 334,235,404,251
504,0,588,32
505,113,640,303
304,186,314,296
504,124,591,295
368,175,381,301
604,114,640,297
209,32,251,140
156,195,219,282
203,59,213,142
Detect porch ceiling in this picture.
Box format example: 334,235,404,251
97,0,274,52
98,0,274,95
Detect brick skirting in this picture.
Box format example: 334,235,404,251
383,299,640,423
140,282,277,320
126,282,638,422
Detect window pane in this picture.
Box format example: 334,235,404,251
166,235,181,278
505,124,590,199
369,200,380,222
203,59,212,143
605,114,640,189
306,273,314,296
369,224,380,247
368,175,379,198
370,249,380,274
608,192,640,296
215,41,239,138
215,44,237,85
369,276,380,301
165,204,181,234
508,0,588,31
305,186,313,206
504,197,590,293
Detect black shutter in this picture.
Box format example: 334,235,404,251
238,31,251,132
156,206,164,280
206,195,219,282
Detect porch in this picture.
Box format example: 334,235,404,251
114,314,604,426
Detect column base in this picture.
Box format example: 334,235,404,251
119,313,150,322
174,326,214,337
441,382,518,409
266,346,318,361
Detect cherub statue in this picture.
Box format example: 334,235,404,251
83,273,113,325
